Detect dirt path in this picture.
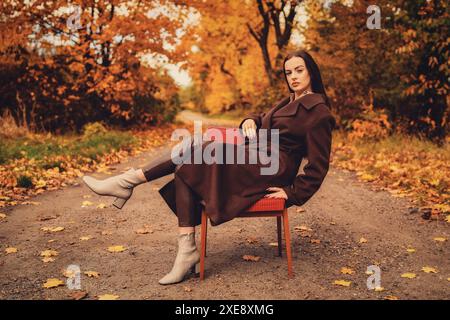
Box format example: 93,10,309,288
1,111,448,300
174,109,240,128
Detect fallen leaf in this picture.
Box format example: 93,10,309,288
0,213,6,219
69,291,88,300
98,294,119,300
43,278,64,289
310,239,321,244
42,257,55,263
40,226,64,233
299,231,312,238
268,242,278,247
359,173,376,182
433,237,447,242
107,245,127,253
21,201,41,205
79,236,92,241
406,248,416,253
421,266,438,274
295,207,306,213
384,295,398,300
242,255,260,262
294,225,313,232
340,267,354,275
62,269,77,278
184,286,192,292
135,228,152,235
35,180,47,188
359,237,368,243
333,280,351,287
401,273,416,279
5,247,18,254
81,200,94,207
40,249,59,257
84,271,100,278
38,215,58,221
374,287,384,292
97,166,111,174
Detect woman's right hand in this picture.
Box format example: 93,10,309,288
241,119,257,140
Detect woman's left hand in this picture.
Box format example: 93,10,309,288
264,187,288,199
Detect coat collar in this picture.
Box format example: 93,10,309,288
272,92,326,117
289,92,326,110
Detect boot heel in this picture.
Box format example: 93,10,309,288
112,197,128,209
191,263,200,275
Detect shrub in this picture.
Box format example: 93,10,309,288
17,175,33,188
82,122,108,139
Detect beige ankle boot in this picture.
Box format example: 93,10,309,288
82,168,147,209
158,232,200,285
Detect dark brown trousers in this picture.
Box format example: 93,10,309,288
141,147,202,227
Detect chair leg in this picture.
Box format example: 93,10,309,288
282,208,294,278
200,209,208,280
276,216,282,257
205,218,208,258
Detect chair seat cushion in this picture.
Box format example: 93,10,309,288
245,198,285,212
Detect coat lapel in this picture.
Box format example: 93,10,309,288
272,92,326,118
265,92,327,129
265,95,290,129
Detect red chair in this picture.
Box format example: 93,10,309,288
199,126,294,280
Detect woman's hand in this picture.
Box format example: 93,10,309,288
264,187,288,200
241,119,257,140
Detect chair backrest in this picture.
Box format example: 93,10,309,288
204,126,286,211
204,126,245,145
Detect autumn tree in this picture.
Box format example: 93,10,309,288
303,0,448,140
393,0,449,140
180,0,306,114
0,0,193,132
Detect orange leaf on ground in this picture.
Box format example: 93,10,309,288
333,280,351,287
242,255,260,262
340,267,354,275
98,294,119,300
43,278,64,289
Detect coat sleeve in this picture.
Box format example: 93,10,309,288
238,111,266,130
281,114,335,207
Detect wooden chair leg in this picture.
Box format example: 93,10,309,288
282,208,294,278
276,216,282,257
204,218,207,258
200,209,208,280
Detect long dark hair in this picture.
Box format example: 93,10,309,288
282,50,331,108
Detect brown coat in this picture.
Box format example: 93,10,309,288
158,93,336,226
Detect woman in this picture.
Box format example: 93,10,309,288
82,50,336,285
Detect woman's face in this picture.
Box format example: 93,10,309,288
284,56,312,94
